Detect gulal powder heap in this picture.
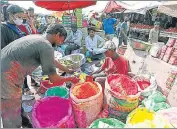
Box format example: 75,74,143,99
72,82,99,99
125,107,174,128
32,97,73,128
108,74,138,95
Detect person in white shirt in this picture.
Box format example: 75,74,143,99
85,27,105,60
64,24,83,55
149,22,160,44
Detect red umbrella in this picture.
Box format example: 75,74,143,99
34,1,97,11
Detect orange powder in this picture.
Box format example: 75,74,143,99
72,82,99,99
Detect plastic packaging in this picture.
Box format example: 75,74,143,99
89,118,125,128
142,91,170,112
158,107,177,127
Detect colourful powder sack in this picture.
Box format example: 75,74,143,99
108,74,138,95
34,97,70,128
137,80,151,90
134,76,151,90
72,82,99,99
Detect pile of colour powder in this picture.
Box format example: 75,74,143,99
35,97,70,128
108,74,138,95
72,82,99,99
134,76,151,90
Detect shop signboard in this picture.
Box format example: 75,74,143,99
75,8,83,28
62,14,72,29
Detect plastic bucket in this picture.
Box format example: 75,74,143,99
32,97,75,128
38,80,65,94
45,86,69,99
89,118,125,128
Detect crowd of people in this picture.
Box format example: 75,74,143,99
1,3,138,128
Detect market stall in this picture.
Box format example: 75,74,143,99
3,1,177,128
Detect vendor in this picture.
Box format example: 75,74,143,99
92,41,134,88
85,26,105,60
63,24,83,55
1,23,80,128
148,22,160,44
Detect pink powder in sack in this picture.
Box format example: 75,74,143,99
32,97,71,128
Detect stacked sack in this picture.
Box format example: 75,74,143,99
104,74,141,122
159,38,177,65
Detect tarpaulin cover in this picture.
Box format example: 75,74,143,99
34,1,96,11
158,1,177,18
103,1,125,13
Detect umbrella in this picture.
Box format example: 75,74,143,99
34,1,96,11
158,1,177,18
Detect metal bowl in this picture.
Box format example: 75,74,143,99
59,54,86,69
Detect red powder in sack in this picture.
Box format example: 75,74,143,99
108,74,138,95
137,80,151,90
72,82,99,99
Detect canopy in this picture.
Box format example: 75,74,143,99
158,1,177,18
34,1,96,11
102,0,125,13
124,1,162,15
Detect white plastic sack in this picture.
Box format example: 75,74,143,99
134,74,158,97
158,107,177,127
150,43,164,57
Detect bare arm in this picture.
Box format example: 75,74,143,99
48,73,79,84
127,61,135,77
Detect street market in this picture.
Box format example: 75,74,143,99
1,0,177,128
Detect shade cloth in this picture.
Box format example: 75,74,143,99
34,1,96,11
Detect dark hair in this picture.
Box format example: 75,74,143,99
5,5,24,21
88,26,96,32
28,7,34,12
46,23,67,39
6,5,24,14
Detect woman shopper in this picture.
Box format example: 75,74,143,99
1,4,25,49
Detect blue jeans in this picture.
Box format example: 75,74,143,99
86,51,104,60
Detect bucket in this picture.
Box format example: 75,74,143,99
45,86,69,99
38,80,65,94
32,97,75,128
